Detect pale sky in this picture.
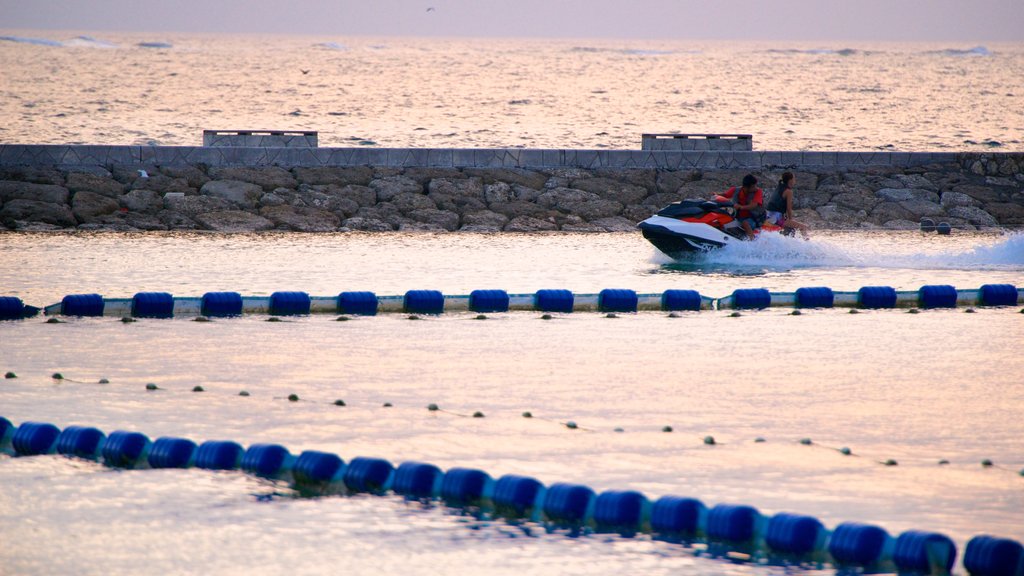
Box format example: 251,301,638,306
1,0,1021,42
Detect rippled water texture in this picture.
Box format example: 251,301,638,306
0,32,1022,151
1,231,1023,575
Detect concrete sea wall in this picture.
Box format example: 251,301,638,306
0,145,1022,232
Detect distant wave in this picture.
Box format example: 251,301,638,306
137,41,173,49
315,42,348,51
764,48,860,56
569,46,694,56
0,35,63,47
928,46,991,57
65,36,118,48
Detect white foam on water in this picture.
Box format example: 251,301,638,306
0,35,63,47
65,36,119,49
315,42,347,51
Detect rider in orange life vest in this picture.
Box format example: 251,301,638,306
720,174,763,239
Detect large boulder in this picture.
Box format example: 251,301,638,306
939,191,980,209
391,192,437,214
119,189,164,214
427,177,484,199
675,179,730,199
291,186,361,217
569,177,648,205
623,204,655,222
293,166,373,187
590,216,637,232
876,188,939,203
370,176,422,201
331,184,377,208
946,206,999,227
869,202,915,224
462,210,509,229
342,216,393,231
893,174,937,190
897,199,945,218
0,181,70,205
594,168,658,193
208,166,296,191
408,208,459,231
463,168,548,190
164,195,235,217
882,219,920,230
536,187,599,209
260,205,341,232
488,201,552,219
655,170,700,194
122,213,169,231
504,216,558,232
193,210,274,232
355,203,404,229
816,205,867,228
983,202,1024,225
200,180,263,208
642,192,683,207
483,181,513,204
0,167,64,186
65,172,125,198
951,184,1007,205
403,167,466,184
157,210,198,229
160,165,210,188
826,183,880,212
563,198,623,221
0,199,76,227
72,191,120,222
129,174,193,195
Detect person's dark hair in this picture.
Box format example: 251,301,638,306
780,171,795,187
742,174,758,188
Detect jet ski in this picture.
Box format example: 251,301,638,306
638,197,788,258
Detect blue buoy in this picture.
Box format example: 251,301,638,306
337,291,378,315
131,292,174,318
292,450,345,485
269,291,311,316
534,289,574,313
343,456,394,494
828,522,891,568
661,289,702,312
147,437,197,469
0,296,25,320
440,467,493,506
919,285,958,309
392,461,443,499
706,503,761,543
201,292,243,317
61,293,105,316
593,490,647,533
542,482,595,525
980,284,1018,307
858,286,898,309
795,287,834,309
12,421,61,456
598,289,638,313
0,416,14,454
101,430,151,468
194,440,244,470
765,512,826,555
492,474,545,518
404,290,444,315
469,289,510,313
937,222,952,235
920,218,936,232
651,496,706,538
731,288,771,310
893,530,958,574
964,535,1024,576
55,425,106,459
240,443,292,478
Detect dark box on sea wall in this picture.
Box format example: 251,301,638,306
202,130,318,148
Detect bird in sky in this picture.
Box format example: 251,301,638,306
426,6,435,12
300,69,310,75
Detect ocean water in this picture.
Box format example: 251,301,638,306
0,32,1022,151
1,230,1023,575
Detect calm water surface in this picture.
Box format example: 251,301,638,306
1,231,1022,575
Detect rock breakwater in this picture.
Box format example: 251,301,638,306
1,153,1022,232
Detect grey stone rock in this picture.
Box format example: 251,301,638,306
947,206,998,227
193,210,275,232
293,166,373,186
457,224,502,232
0,181,70,205
537,187,599,208
870,202,915,224
623,204,655,222
0,167,64,186
875,188,939,203
569,177,648,205
260,205,341,232
897,199,945,218
109,165,153,184
893,174,937,190
427,177,483,199
595,168,658,193
403,167,466,184
408,208,459,231
157,209,198,230
544,176,569,189
504,216,558,232
342,217,393,231
655,170,700,194
65,172,125,197
119,189,164,214
676,179,730,199
483,181,513,204
951,184,1007,204
642,192,683,207
510,184,542,203
164,195,235,217
200,180,263,208
123,212,169,231
370,176,422,202
998,159,1019,176
560,222,606,232
983,202,1024,225
208,166,297,192
292,186,361,217
11,221,64,231
563,198,623,221
463,168,548,190
824,184,879,212
160,165,210,188
332,184,377,208
985,176,1016,188
590,216,638,232
0,199,76,227
488,201,552,219
259,192,287,207
130,174,193,195
355,203,404,228
72,191,120,222
794,186,833,209
939,191,979,209
399,221,447,232
65,166,113,178
882,219,920,230
391,192,437,214
462,210,509,228
970,161,986,175
816,205,867,228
